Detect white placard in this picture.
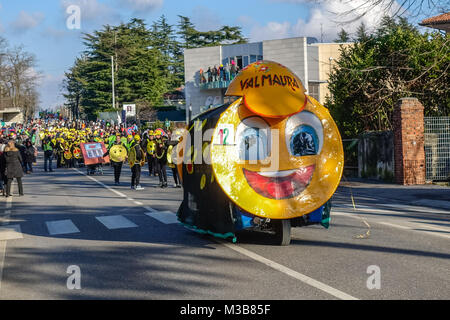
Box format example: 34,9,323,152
123,104,136,117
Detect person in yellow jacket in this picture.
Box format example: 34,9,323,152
167,142,181,188
146,132,157,176
129,135,145,191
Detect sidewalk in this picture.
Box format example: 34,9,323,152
337,178,450,212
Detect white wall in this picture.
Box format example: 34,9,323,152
184,46,222,121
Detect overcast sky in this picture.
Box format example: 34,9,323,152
0,0,436,111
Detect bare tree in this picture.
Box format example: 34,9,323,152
303,0,448,23
0,43,41,121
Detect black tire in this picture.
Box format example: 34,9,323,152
272,219,291,246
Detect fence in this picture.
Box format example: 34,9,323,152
342,139,359,177
424,117,450,181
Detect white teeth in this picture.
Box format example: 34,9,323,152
257,169,297,178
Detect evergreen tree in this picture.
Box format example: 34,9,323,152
326,16,449,138
335,29,350,43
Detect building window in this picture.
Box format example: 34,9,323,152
308,83,320,101
236,56,243,69
243,56,249,68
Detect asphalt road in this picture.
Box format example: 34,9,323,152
0,158,448,300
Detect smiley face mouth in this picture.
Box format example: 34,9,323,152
243,165,315,200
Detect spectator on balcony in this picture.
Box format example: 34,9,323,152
199,68,205,84
224,63,231,81
219,64,224,81
207,67,212,82
231,60,237,80
212,65,218,82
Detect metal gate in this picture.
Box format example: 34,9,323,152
424,117,450,181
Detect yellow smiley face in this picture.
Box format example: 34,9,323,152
210,96,344,220
110,145,127,162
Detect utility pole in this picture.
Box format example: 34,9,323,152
111,56,115,108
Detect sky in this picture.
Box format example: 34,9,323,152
0,0,438,111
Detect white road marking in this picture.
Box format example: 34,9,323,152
334,210,450,239
219,241,359,300
6,198,12,210
379,222,411,230
0,225,23,241
46,220,80,236
0,197,14,292
96,215,138,230
0,241,5,292
145,210,179,225
73,168,127,198
73,168,180,227
379,222,450,239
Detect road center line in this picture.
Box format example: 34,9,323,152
218,240,359,300
334,210,450,239
73,168,127,198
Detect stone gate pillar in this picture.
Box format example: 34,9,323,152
393,98,426,185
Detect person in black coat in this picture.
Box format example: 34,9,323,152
4,140,24,197
103,135,126,185
23,140,35,174
155,136,169,188
0,140,7,196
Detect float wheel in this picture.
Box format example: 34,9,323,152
272,219,291,246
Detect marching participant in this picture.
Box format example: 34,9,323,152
42,134,55,172
103,135,127,185
146,131,157,176
155,135,169,188
128,134,145,191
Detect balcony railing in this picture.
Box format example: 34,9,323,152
199,80,232,90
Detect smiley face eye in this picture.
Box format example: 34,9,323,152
286,110,323,157
240,128,268,160
236,117,270,161
290,125,318,156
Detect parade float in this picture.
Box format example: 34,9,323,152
177,61,344,245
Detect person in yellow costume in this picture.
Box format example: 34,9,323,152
146,131,157,176
103,135,127,185
128,135,145,191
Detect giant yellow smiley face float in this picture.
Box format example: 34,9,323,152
177,61,344,245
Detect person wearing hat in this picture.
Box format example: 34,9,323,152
4,139,24,197
125,134,134,152
155,135,169,188
130,134,145,191
103,135,126,185
146,131,157,176
42,134,55,172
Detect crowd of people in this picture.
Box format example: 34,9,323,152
199,60,240,84
0,119,183,198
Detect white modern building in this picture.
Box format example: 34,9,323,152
184,36,352,121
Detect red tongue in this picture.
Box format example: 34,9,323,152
267,180,293,199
